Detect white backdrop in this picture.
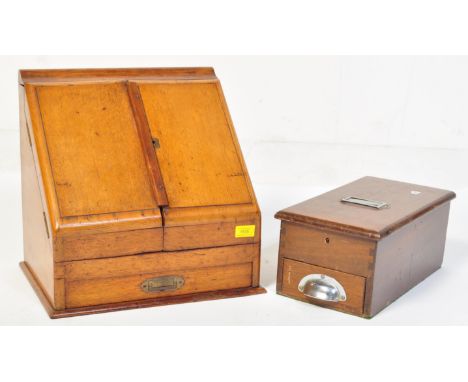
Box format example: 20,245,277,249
1,56,466,324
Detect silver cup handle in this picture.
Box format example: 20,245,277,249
298,274,347,302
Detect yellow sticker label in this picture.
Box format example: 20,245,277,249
235,225,256,238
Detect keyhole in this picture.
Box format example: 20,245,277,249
325,237,330,244
152,137,160,149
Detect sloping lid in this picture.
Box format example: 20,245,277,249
20,67,259,236
23,80,163,236
136,80,258,226
275,177,456,239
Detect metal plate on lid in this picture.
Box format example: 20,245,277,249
274,177,456,240
341,196,389,209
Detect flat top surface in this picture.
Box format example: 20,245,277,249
19,67,216,83
275,176,456,239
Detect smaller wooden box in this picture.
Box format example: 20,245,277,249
275,177,456,318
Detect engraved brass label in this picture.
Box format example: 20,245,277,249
141,275,185,293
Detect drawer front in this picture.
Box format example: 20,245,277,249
64,244,257,308
60,228,163,261
281,258,366,316
163,220,260,251
280,222,375,277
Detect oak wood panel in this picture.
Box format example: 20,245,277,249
279,222,375,277
57,209,163,237
35,82,158,218
21,261,265,318
64,244,259,281
20,67,216,84
24,83,61,236
54,278,66,310
127,81,168,206
275,224,286,293
281,259,366,316
213,79,259,208
26,81,163,238
252,256,260,287
275,176,456,239
60,228,163,261
20,262,56,315
162,203,259,227
66,263,252,308
20,84,56,305
368,202,451,317
163,221,259,251
138,81,251,208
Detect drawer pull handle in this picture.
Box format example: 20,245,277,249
298,274,347,302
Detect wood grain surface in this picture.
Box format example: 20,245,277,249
163,220,259,250
59,228,164,261
35,82,158,217
19,67,216,84
275,176,455,239
64,244,259,280
278,221,375,277
67,263,252,308
21,262,265,319
139,81,251,208
20,85,56,305
368,202,451,316
63,244,259,308
127,81,168,207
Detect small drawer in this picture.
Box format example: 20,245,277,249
280,222,375,277
281,258,366,315
63,244,257,308
60,227,164,261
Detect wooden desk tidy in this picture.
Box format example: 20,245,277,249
275,177,455,318
19,67,265,318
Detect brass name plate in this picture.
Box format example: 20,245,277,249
141,275,185,293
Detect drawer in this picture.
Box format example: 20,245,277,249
281,258,366,316
163,220,260,251
60,227,163,261
279,222,375,277
63,244,257,308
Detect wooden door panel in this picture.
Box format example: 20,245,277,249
138,81,252,208
35,82,157,218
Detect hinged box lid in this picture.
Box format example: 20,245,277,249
20,68,259,238
275,176,456,240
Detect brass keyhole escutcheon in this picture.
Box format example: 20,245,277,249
152,137,160,149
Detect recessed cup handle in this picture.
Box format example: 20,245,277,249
298,274,347,302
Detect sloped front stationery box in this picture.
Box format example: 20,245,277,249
19,68,264,318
